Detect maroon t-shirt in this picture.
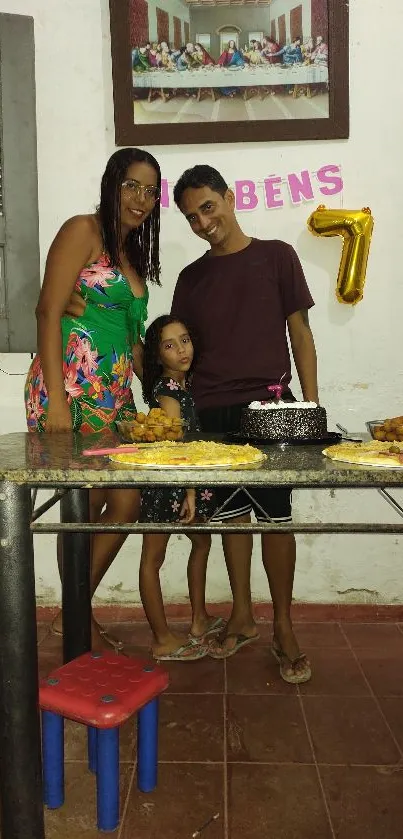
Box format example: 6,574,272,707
171,238,314,410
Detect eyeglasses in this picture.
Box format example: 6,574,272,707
121,179,160,202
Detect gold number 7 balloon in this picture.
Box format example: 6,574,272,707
307,205,374,305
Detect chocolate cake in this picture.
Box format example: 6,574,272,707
240,401,328,442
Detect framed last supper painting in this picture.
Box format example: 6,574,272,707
109,0,349,146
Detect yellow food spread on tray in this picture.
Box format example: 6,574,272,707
109,440,266,467
323,440,403,467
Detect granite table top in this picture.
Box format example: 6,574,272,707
0,432,402,489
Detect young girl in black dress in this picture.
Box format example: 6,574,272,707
139,315,224,660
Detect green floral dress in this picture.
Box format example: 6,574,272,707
25,255,148,433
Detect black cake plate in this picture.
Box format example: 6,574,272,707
226,431,342,447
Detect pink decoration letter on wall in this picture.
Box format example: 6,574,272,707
234,180,258,211
264,177,284,209
287,170,315,204
160,178,169,208
317,165,343,196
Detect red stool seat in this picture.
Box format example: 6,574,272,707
39,651,169,726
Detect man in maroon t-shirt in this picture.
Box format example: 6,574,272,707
172,165,318,684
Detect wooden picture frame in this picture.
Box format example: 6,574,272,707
110,0,348,146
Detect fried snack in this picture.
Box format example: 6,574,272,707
164,431,182,441
117,409,184,443
372,416,403,442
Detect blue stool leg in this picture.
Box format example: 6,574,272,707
88,726,97,773
96,728,119,831
137,697,159,793
41,710,64,808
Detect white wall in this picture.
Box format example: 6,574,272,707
1,0,403,607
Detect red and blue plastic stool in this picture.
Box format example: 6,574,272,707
39,651,169,831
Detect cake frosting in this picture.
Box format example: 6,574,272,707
240,400,328,441
248,401,318,410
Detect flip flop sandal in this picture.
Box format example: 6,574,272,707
51,619,124,652
208,632,260,660
189,616,227,643
154,641,209,662
271,643,312,685
99,628,124,650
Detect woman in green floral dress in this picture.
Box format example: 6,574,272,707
24,148,161,648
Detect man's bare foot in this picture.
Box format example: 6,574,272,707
273,619,300,662
272,618,311,683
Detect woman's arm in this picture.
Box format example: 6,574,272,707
132,338,144,382
63,290,87,318
36,215,97,430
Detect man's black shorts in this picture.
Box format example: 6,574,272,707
198,403,293,523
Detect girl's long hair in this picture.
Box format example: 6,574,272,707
98,147,161,285
142,315,193,405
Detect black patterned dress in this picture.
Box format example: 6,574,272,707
139,376,216,523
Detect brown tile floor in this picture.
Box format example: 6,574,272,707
37,620,403,838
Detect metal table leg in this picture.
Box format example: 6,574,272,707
0,481,44,839
60,488,91,663
378,488,403,519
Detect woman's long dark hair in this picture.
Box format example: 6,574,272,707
99,147,161,285
142,314,193,405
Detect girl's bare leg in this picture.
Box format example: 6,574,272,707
139,533,189,657
187,533,215,637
